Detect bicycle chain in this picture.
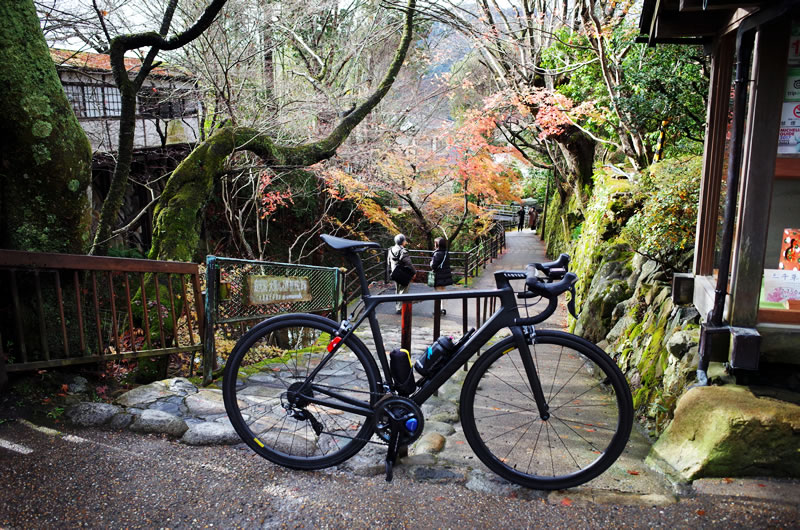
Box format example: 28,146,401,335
289,382,392,446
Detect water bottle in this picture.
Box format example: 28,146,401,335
389,348,416,395
415,336,456,376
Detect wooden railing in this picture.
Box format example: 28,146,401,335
0,250,204,378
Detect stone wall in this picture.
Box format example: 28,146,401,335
552,168,701,437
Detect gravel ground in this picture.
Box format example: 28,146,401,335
1,421,797,529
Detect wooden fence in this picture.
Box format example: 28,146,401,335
0,250,204,382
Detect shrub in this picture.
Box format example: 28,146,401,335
621,156,702,271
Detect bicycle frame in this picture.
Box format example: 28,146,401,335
293,249,557,420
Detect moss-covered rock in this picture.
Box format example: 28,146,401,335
573,245,634,343
553,166,702,436
647,386,800,481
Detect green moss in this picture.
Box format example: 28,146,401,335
237,351,296,377
31,120,52,138
0,0,92,253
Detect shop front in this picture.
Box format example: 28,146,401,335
640,1,800,378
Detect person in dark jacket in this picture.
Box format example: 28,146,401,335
529,207,539,232
517,206,526,231
430,237,454,289
430,237,453,314
389,233,415,313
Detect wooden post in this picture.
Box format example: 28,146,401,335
203,257,217,386
693,33,735,277
729,19,791,329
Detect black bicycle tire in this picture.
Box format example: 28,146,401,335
459,330,633,490
222,314,381,470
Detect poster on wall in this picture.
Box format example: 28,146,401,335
778,25,800,154
779,228,800,270
763,269,800,304
778,101,800,154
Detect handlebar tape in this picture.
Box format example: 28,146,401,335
525,270,578,298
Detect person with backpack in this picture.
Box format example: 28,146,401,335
388,234,415,313
429,237,453,315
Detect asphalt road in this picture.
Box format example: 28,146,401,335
1,419,798,529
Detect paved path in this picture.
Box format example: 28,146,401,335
351,230,675,499
2,420,797,527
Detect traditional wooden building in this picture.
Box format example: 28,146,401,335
640,2,800,379
51,48,201,152
51,49,202,252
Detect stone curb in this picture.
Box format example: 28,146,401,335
66,377,238,446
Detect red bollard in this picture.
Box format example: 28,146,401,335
400,301,412,352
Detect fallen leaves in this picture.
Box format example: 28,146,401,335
560,497,573,506
627,470,640,476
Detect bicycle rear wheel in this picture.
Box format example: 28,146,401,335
222,314,380,470
460,330,633,490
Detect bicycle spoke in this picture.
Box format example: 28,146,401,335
555,416,617,433
507,352,534,397
548,381,610,414
501,414,536,463
225,319,378,468
462,332,632,489
550,414,606,457
472,393,538,415
484,365,536,403
547,345,564,402
481,417,538,444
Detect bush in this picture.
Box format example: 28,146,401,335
621,156,702,271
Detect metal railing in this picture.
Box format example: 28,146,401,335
0,250,204,375
342,222,508,308
486,203,521,219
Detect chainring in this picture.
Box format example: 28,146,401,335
373,395,425,446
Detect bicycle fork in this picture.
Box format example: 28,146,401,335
511,326,550,420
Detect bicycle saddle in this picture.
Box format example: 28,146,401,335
321,234,381,252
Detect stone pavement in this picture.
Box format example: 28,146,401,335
59,229,798,506
355,229,677,502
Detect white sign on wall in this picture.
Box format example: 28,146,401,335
763,269,800,304
246,275,312,305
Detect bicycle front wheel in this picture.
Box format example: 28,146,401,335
460,330,633,490
222,314,380,470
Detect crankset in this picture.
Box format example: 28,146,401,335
373,395,425,482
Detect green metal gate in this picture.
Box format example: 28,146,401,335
202,255,343,384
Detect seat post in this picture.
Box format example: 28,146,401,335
346,251,371,299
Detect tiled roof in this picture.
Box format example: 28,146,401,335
50,48,192,78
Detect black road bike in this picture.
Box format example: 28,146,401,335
222,234,633,490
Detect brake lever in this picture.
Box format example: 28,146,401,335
567,285,579,319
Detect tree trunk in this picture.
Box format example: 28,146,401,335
0,0,92,253
149,0,417,262
553,124,596,207
90,88,138,255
